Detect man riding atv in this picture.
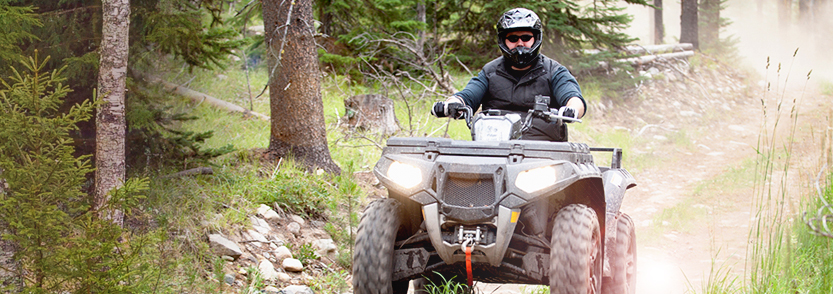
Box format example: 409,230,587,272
353,7,637,294
431,7,586,142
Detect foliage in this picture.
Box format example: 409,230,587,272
0,53,168,293
125,83,235,173
309,269,350,293
293,243,318,266
0,2,41,63
422,273,472,294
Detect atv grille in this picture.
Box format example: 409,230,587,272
442,173,495,207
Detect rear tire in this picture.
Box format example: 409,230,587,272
353,198,403,294
602,213,637,294
549,204,602,294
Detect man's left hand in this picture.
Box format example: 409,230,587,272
558,106,578,122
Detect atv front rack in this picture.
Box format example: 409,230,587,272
589,147,623,169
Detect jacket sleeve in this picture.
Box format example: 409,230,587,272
453,69,489,112
550,66,586,110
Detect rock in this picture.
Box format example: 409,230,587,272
282,258,304,272
273,245,293,261
208,234,243,260
287,222,301,236
257,204,282,221
289,215,306,226
311,220,325,228
223,273,235,285
282,285,314,294
246,229,269,243
251,216,273,236
258,259,280,281
277,272,292,282
263,286,281,294
313,239,338,259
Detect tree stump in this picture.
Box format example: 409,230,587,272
344,94,400,136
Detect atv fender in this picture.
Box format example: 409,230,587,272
601,168,636,278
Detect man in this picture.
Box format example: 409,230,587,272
431,8,586,142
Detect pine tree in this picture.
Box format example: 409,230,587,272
264,0,341,174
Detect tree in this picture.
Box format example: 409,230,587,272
700,0,720,50
96,0,129,226
263,0,341,174
680,0,699,50
653,0,664,44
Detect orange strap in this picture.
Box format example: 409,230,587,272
465,246,473,286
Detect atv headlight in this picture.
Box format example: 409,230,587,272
387,161,423,189
515,166,557,193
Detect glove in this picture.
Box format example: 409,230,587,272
431,96,467,119
558,106,578,122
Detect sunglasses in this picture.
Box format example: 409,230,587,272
506,35,534,43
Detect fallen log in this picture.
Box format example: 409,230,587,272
581,43,694,55
160,167,214,178
622,51,695,66
135,72,270,121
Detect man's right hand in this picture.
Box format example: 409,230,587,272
431,96,467,119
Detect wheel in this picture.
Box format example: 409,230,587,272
549,204,602,294
602,213,637,294
353,198,403,294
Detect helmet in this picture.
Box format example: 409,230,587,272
496,8,543,68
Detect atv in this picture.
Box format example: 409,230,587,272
353,96,637,294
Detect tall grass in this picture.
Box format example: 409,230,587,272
692,50,833,293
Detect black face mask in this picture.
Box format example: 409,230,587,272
507,46,537,67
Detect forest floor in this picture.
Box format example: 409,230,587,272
476,56,832,294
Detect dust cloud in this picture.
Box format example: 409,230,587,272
621,0,833,85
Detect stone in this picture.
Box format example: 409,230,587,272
258,204,282,221
273,245,293,261
263,286,281,294
289,215,306,226
287,222,301,236
282,258,304,272
311,220,325,228
208,234,243,260
223,273,235,285
258,259,280,281
246,229,269,243
277,272,292,282
313,239,338,259
282,285,314,294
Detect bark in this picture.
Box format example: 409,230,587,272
96,0,129,226
263,0,340,174
798,0,811,28
653,0,664,44
778,0,792,28
700,0,720,50
680,0,699,50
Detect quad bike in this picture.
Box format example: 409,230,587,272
353,96,637,294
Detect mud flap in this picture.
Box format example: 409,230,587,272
392,248,430,281
522,252,549,281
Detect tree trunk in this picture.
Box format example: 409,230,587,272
96,0,129,226
778,0,792,28
263,0,341,174
653,0,664,44
700,0,720,50
680,0,699,50
798,0,811,28
416,1,426,54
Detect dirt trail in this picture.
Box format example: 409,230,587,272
620,78,829,294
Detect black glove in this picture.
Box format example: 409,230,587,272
431,101,466,119
558,106,578,122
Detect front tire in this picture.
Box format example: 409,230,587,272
602,213,637,294
353,198,404,294
549,204,602,294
